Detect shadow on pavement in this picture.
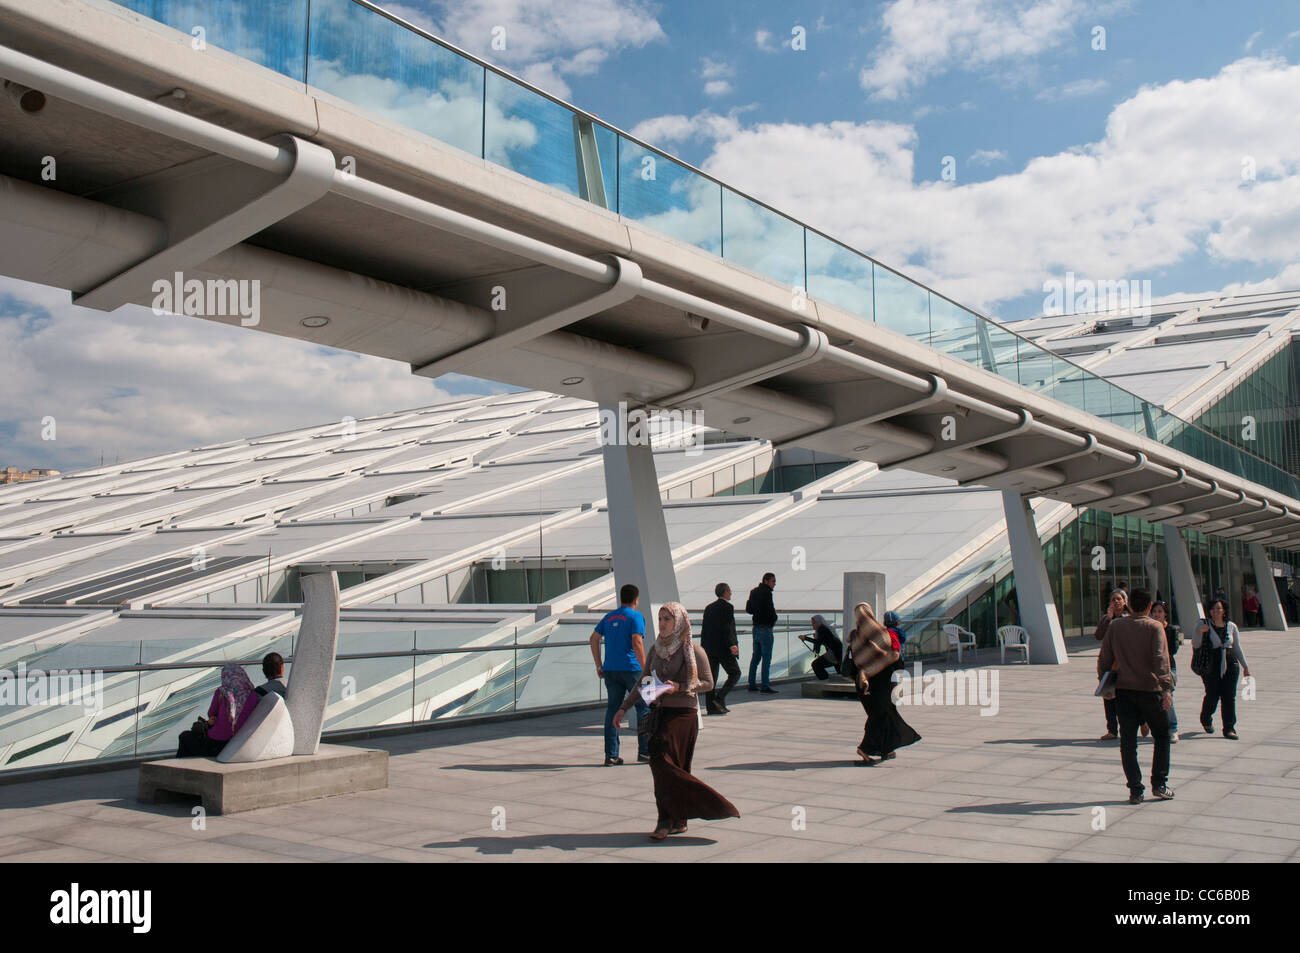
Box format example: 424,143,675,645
423,832,716,854
714,760,861,771
947,800,1128,816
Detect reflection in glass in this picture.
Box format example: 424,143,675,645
115,0,309,80
805,232,873,321
618,139,722,254
722,190,804,289
873,267,930,342
308,0,484,156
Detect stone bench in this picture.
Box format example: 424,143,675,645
801,678,859,700
138,744,388,815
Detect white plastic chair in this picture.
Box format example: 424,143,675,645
943,624,977,663
997,625,1030,664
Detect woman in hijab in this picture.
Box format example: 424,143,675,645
800,613,844,680
1094,589,1129,740
847,603,920,765
1194,597,1251,739
176,662,260,757
612,601,740,840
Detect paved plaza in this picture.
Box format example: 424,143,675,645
2,630,1298,863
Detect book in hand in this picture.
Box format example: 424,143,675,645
1095,670,1117,698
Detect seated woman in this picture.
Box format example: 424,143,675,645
176,662,260,758
799,614,843,680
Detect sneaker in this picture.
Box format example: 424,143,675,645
1129,791,1145,805
1223,729,1239,740
759,687,778,694
637,753,651,763
1152,786,1175,800
1201,722,1214,734
603,757,623,766
1169,732,1179,744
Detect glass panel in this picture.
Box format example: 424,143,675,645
116,0,308,81
929,296,977,356
721,190,804,288
873,266,930,342
308,0,484,156
805,232,873,321
618,139,722,253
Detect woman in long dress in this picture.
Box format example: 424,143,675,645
848,603,920,765
613,601,740,840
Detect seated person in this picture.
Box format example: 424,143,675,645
175,662,261,758
259,652,288,698
883,611,908,657
800,614,844,680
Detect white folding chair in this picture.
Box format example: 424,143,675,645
943,624,977,663
997,625,1030,664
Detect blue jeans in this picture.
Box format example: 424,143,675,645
748,626,774,690
604,670,647,761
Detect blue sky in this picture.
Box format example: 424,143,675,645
5,0,1300,471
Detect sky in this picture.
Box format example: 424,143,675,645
5,0,1300,472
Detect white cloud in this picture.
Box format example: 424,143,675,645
1036,77,1109,100
422,0,666,97
861,0,1093,100
700,57,735,97
704,80,733,97
680,56,1300,314
0,279,502,471
968,148,1007,166
628,110,744,147
755,29,776,52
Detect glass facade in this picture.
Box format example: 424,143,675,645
106,0,1300,504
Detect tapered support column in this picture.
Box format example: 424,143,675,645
287,571,339,756
599,405,678,619
1250,543,1287,631
1001,492,1067,664
1163,524,1205,634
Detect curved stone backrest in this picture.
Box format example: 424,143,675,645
218,690,294,763
286,571,339,756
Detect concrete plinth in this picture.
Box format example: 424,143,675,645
137,744,387,815
801,678,858,700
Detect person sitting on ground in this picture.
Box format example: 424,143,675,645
883,610,907,658
176,662,261,758
259,652,288,698
800,614,844,680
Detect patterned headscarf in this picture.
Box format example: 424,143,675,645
218,662,254,730
653,601,701,694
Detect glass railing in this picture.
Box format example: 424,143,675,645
105,0,1300,503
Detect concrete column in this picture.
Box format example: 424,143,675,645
1250,542,1287,631
1163,524,1205,635
287,571,339,756
1001,491,1068,664
844,571,886,630
599,405,678,622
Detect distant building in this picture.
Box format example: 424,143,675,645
1,466,60,484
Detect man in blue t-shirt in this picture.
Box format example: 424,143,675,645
589,583,649,765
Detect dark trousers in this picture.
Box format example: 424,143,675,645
1103,697,1118,734
706,652,740,710
1200,661,1240,732
176,730,226,758
811,652,839,681
1115,689,1171,795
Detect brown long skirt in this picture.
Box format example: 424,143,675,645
648,707,740,825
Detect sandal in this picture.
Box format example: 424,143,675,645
1099,732,1117,740
649,827,669,841
669,822,688,835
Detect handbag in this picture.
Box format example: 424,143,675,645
637,704,661,738
1190,626,1217,678
190,716,210,738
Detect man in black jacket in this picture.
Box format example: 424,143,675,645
701,583,740,714
746,572,778,694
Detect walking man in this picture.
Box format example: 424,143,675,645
1097,587,1175,804
590,583,649,765
746,572,778,694
702,583,740,714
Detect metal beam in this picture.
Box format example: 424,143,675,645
412,256,643,378
776,374,948,450
881,409,1034,470
963,433,1097,486
651,324,830,409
